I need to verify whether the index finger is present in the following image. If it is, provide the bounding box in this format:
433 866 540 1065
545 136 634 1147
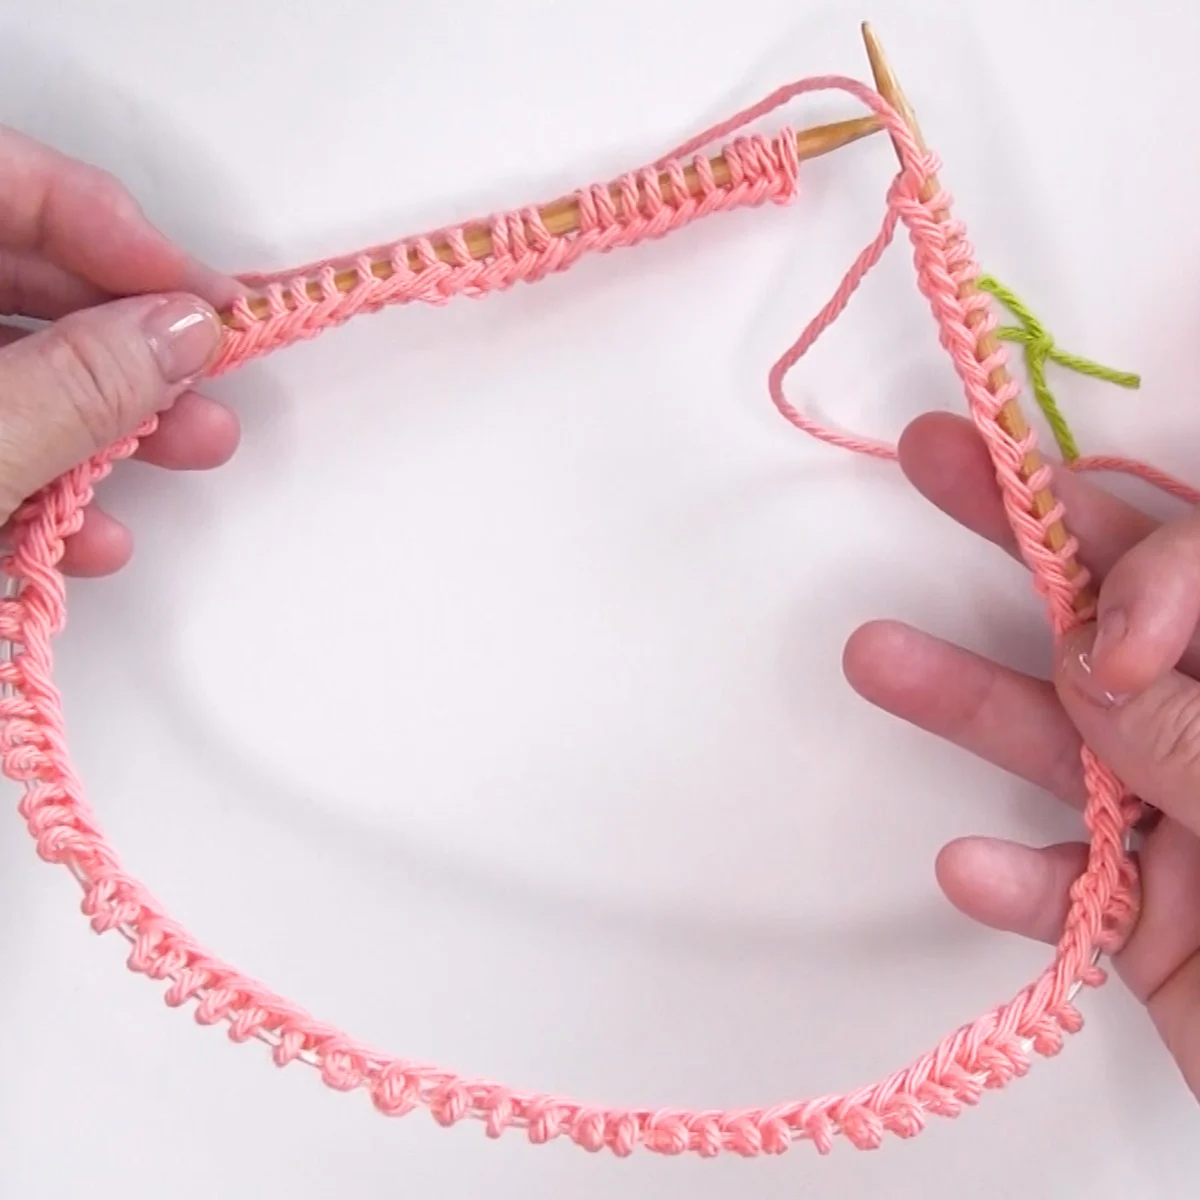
897 412 1159 580
0 124 240 307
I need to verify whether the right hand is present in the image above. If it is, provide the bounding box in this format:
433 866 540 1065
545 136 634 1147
844 412 1200 1100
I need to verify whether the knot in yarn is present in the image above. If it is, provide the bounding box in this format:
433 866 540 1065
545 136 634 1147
977 275 1140 462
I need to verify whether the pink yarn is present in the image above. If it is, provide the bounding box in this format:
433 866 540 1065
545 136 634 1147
1068 456 1200 505
215 126 799 373
0 75 1161 1156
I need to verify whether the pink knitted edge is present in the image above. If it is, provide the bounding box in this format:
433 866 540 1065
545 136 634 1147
0 76 1142 1157
214 127 799 373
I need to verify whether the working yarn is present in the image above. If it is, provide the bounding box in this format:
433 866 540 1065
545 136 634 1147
0 74 1167 1156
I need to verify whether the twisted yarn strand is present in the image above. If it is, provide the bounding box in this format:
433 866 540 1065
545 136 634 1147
0 74 1163 1157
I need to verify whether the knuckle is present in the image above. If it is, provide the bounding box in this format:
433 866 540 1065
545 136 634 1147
87 166 143 225
1130 684 1200 786
41 319 140 447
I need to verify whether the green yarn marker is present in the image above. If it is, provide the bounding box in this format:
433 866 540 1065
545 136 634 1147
977 274 1139 463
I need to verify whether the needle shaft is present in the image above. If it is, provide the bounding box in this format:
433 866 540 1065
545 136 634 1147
224 114 880 326
861 22 1089 607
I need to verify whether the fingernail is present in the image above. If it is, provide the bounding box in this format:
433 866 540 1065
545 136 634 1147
1092 606 1127 664
142 295 221 385
1062 627 1130 708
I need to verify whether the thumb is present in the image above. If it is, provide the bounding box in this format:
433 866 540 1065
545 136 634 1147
1056 622 1200 836
0 293 221 522
1086 506 1200 693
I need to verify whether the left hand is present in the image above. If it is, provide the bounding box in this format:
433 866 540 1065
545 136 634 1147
0 125 242 575
843 411 1200 1098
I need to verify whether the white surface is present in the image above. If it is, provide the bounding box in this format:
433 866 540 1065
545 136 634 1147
0 1 1197 1196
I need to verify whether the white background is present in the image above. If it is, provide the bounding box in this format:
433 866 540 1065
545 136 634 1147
1 1 1197 1196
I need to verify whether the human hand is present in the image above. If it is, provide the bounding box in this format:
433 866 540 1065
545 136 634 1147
843 412 1200 1100
0 125 241 575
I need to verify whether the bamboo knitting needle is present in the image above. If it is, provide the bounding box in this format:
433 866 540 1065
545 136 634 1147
224 115 880 325
859 23 1089 604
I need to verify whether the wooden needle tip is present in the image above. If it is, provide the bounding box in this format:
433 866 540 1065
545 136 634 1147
859 21 924 158
860 22 895 98
800 113 883 159
857 23 1084 595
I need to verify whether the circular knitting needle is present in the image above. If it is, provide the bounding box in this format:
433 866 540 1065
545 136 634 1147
860 22 1091 607
224 115 880 325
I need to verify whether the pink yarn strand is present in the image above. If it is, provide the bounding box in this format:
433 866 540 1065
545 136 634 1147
0 73 1165 1158
1069 455 1200 505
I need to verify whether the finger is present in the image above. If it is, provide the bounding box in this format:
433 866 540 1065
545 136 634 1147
0 293 221 523
42 396 240 575
0 294 242 474
899 413 1200 678
1086 509 1200 696
897 412 1158 581
1117 819 1200 1006
0 247 107 319
937 829 1200 1100
0 125 240 306
934 836 1085 942
134 391 240 470
58 506 132 576
0 322 26 349
947 825 1200 1009
1146 950 1200 1102
1056 624 1200 835
843 619 1086 806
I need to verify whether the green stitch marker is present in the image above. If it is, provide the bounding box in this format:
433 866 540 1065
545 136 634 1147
977 275 1139 463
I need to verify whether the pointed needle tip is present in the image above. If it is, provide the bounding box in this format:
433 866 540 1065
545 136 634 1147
857 21 926 159
860 22 895 97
